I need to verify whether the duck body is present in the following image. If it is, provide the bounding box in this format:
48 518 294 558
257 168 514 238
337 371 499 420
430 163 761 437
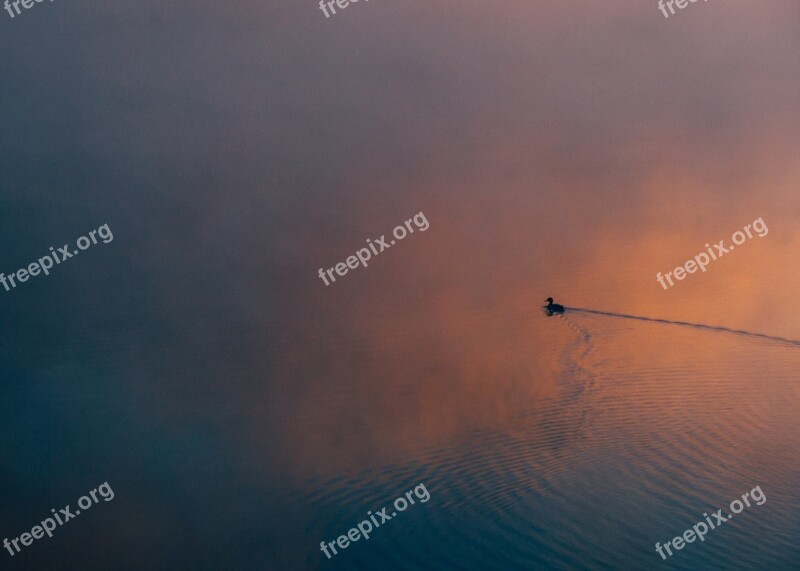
544 297 565 316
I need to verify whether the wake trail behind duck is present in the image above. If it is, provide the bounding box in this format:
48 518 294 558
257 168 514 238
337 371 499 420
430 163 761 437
566 307 800 348
554 313 595 398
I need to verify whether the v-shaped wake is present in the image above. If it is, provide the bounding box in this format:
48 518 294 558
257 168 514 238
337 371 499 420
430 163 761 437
566 307 800 348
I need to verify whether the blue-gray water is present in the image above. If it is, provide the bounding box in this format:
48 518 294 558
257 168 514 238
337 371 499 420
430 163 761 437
300 311 800 569
1 0 798 569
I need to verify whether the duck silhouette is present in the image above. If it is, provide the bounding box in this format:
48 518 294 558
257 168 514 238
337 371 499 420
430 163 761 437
544 297 565 316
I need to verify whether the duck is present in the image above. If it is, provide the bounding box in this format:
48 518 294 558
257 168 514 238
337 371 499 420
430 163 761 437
544 297 565 315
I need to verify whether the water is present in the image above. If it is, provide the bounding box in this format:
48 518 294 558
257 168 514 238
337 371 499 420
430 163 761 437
300 309 800 569
0 0 798 569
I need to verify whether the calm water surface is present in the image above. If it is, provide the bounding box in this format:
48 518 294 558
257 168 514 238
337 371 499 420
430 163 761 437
294 301 800 570
0 1 797 569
